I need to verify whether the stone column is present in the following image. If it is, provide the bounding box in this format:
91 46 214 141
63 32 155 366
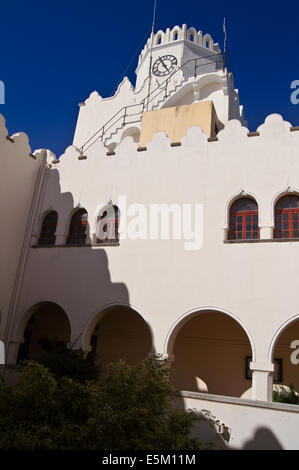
250 361 274 401
55 233 67 245
259 226 274 240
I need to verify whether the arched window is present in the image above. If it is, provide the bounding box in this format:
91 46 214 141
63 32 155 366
274 195 299 239
229 197 259 240
96 204 119 245
38 211 58 245
156 35 162 45
189 34 194 42
173 31 179 41
67 209 88 245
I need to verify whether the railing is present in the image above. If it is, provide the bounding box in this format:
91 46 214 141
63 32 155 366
80 53 231 154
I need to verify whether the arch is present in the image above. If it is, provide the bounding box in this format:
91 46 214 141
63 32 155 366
268 315 299 395
273 190 299 239
155 30 165 45
228 196 259 240
81 303 154 366
271 186 299 227
171 26 180 41
203 33 213 49
15 300 71 363
166 307 255 397
14 299 72 342
223 190 261 230
165 306 255 359
38 210 58 245
66 208 88 245
160 73 226 110
120 126 141 144
187 27 197 43
268 314 299 362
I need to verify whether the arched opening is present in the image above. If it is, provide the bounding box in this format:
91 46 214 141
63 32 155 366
86 306 152 368
95 204 119 245
67 208 88 245
173 31 179 41
17 301 71 363
274 194 299 239
156 35 162 45
169 310 253 398
228 197 259 240
120 126 140 144
271 318 299 397
38 211 58 245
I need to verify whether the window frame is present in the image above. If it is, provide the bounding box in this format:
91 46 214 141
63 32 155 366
274 195 299 239
228 198 259 241
66 209 88 245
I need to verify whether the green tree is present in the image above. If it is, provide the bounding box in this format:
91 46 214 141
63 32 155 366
0 358 224 450
37 337 99 383
273 384 299 405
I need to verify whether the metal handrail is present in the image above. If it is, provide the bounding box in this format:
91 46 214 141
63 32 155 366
141 52 225 107
80 52 228 153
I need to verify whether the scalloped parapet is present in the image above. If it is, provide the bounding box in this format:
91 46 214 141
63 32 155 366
138 24 220 67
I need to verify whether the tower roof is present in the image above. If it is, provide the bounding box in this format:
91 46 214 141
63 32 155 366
137 24 221 68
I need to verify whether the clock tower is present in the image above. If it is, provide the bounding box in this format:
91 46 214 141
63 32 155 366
135 24 221 92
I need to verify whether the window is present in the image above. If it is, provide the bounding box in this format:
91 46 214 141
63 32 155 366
229 197 259 240
173 31 178 41
96 204 119 245
189 34 194 42
66 209 88 245
156 35 162 45
275 195 299 239
38 211 58 245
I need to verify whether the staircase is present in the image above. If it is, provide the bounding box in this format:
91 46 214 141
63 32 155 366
80 54 226 154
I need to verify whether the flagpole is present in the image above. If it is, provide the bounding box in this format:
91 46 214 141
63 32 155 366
146 0 157 111
223 17 227 71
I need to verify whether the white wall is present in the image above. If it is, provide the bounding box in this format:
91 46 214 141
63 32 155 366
0 114 48 352
180 391 299 450
12 114 299 372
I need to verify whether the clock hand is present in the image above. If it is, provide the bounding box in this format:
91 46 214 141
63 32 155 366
158 56 170 72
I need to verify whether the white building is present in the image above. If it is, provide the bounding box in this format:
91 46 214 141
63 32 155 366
1 24 299 449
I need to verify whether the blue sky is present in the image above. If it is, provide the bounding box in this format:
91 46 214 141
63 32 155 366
0 0 298 156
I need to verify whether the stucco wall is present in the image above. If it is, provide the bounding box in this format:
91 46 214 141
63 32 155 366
0 114 47 347
12 114 299 381
180 392 299 449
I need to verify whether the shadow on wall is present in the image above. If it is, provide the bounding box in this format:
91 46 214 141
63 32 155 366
185 405 284 450
242 428 283 450
13 166 154 369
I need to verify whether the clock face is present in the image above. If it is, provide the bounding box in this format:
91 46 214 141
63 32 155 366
152 55 177 77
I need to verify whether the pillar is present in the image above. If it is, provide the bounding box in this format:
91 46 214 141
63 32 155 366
250 361 274 401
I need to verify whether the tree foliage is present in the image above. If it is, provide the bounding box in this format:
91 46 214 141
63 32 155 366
0 358 218 450
273 384 299 405
37 337 99 383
